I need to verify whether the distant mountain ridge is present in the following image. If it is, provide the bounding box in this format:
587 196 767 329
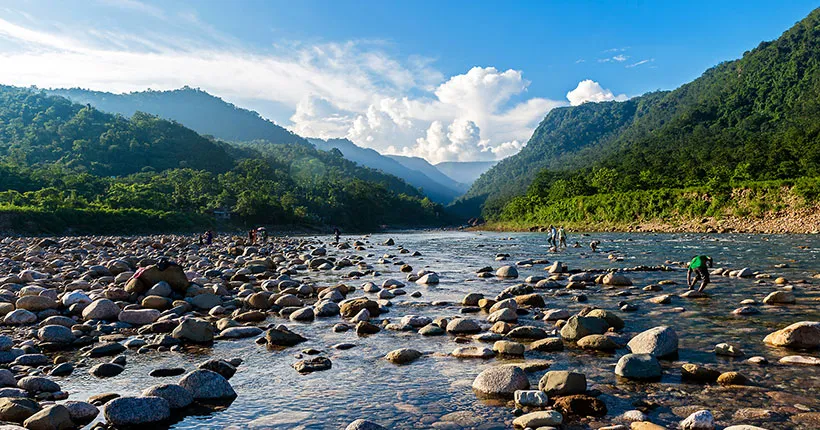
434 160 498 185
308 138 465 203
46 87 308 145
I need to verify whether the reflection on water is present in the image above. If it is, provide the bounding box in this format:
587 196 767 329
57 232 819 429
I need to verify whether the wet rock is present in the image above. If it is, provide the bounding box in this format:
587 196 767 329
543 309 570 321
340 298 380 318
681 363 720 383
530 337 564 352
471 365 529 397
90 363 124 378
514 293 545 308
385 348 422 364
198 359 237 379
63 401 98 426
514 390 549 407
538 370 586 395
355 321 380 335
220 326 263 339
680 290 708 298
762 291 795 305
717 371 748 385
16 296 58 312
22 404 72 430
488 308 518 323
418 324 445 336
103 396 170 426
88 393 120 406
507 325 549 340
37 325 75 344
149 368 186 377
289 307 315 322
615 354 661 380
265 326 307 347
292 356 332 373
142 384 193 409
0 397 40 422
493 340 525 356
577 334 619 351
733 306 760 315
4 310 37 325
416 273 439 284
627 326 679 358
496 266 519 278
178 369 237 399
512 410 563 428
560 315 609 341
763 321 820 350
171 319 214 343
118 309 161 325
603 272 632 286
345 419 386 430
779 355 820 365
553 394 607 417
680 410 714 429
715 343 744 357
17 376 60 393
452 346 495 358
87 342 125 357
446 318 481 334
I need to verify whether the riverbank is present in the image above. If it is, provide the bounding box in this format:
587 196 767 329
479 205 820 234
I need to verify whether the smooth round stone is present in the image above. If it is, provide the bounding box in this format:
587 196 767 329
472 365 529 397
142 384 193 409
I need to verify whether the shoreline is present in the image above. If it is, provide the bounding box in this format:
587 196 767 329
473 208 820 235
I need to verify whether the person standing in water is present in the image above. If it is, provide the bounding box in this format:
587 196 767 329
558 226 567 248
547 225 557 248
687 255 714 292
333 227 341 243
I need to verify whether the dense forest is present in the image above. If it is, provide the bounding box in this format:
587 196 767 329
459 8 820 222
0 86 446 233
47 87 307 145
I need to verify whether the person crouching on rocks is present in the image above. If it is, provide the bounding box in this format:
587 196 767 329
687 255 714 292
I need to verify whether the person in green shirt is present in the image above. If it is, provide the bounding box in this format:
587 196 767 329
687 255 714 292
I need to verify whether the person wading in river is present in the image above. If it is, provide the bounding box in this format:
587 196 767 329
687 255 714 292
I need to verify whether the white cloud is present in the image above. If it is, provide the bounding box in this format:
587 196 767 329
626 58 654 68
0 14 625 163
566 79 628 106
612 54 628 62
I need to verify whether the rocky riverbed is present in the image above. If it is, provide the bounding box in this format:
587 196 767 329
0 231 817 429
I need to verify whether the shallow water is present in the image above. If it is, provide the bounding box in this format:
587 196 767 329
56 231 819 429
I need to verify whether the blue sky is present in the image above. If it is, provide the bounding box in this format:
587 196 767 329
0 0 816 162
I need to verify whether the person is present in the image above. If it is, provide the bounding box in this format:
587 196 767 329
590 240 600 252
558 226 567 248
333 227 341 243
687 255 714 292
257 227 268 243
547 225 557 248
204 230 213 245
248 229 256 245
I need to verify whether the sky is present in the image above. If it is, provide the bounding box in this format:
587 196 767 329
0 1 816 163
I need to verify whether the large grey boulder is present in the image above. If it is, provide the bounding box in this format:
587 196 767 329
142 384 193 409
177 370 236 400
472 365 529 397
538 370 586 395
627 326 679 358
615 353 662 379
103 396 170 427
559 315 609 341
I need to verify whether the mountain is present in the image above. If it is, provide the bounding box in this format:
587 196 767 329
46 87 308 145
308 138 464 204
0 86 447 231
463 8 820 217
388 155 469 193
434 160 499 186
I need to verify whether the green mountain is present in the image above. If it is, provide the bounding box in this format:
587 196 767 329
47 86 307 145
0 86 446 232
460 8 820 218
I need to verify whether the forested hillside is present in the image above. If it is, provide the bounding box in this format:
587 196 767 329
463 8 820 220
0 87 446 233
47 87 308 145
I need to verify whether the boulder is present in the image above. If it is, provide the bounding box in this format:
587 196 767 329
340 298 380 318
118 309 161 325
0 397 40 422
142 384 193 409
680 410 715 429
553 394 607 417
681 363 720 383
292 357 332 373
346 419 386 430
15 296 57 312
496 266 519 278
530 337 564 352
493 341 525 356
22 404 73 430
62 401 98 426
4 310 37 325
577 334 619 351
171 319 213 343
89 363 124 378
135 264 189 293
763 321 820 350
265 327 306 346
37 325 75 344
615 353 661 379
514 390 549 407
17 376 60 393
178 370 236 399
471 365 529 397
602 272 632 286
538 370 586 395
446 318 481 334
451 346 495 359
512 410 563 428
559 315 609 341
585 309 625 330
384 348 422 364
717 371 748 385
81 299 120 321
763 291 795 305
103 396 170 427
627 326 679 358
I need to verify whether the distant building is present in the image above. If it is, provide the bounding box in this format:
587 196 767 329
208 208 232 220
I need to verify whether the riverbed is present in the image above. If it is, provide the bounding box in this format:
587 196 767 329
44 231 820 429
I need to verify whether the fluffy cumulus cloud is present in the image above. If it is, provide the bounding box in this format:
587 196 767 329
0 10 626 163
566 79 628 106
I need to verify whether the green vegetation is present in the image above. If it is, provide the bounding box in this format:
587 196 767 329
0 86 446 233
458 9 820 224
496 177 819 229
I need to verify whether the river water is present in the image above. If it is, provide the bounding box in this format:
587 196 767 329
56 231 819 429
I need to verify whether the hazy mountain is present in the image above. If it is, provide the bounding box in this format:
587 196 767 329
434 160 499 186
46 86 308 145
387 155 469 193
308 138 464 204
